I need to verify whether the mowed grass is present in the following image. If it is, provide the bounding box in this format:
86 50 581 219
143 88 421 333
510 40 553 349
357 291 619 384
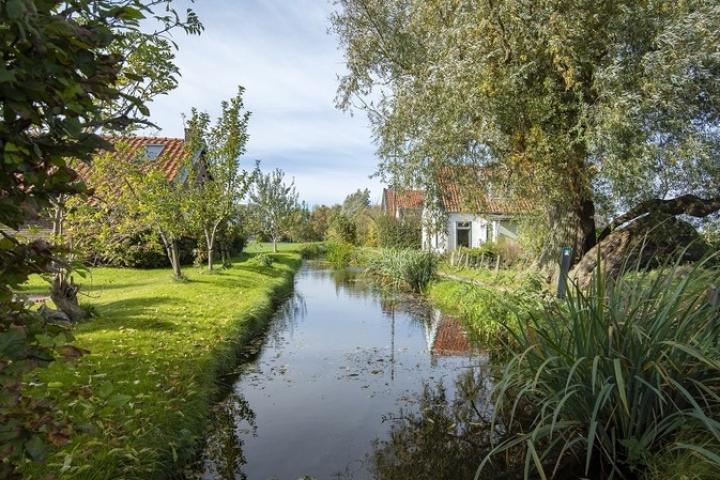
19 248 302 479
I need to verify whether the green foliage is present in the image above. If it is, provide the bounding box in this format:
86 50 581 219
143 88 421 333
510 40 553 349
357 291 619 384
184 86 256 270
365 249 438 293
297 242 327 260
428 268 547 351
333 0 720 257
482 256 720 479
19 253 302 479
0 1 200 475
376 215 421 249
249 169 300 253
305 205 340 241
324 242 358 268
342 188 371 218
248 253 273 268
326 213 358 245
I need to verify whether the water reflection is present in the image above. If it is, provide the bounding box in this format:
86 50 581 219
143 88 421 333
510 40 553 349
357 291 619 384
200 264 487 480
202 394 256 480
369 369 521 480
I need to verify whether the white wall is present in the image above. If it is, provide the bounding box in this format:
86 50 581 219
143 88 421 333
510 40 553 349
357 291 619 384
422 211 520 253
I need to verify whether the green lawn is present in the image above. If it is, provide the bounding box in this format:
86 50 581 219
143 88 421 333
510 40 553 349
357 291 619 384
19 247 303 479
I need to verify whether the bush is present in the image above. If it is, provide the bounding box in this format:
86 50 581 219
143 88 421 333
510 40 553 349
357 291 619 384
376 215 421 249
481 255 720 479
298 242 327 259
82 233 196 268
365 249 438 292
326 213 357 245
325 242 357 268
247 253 273 268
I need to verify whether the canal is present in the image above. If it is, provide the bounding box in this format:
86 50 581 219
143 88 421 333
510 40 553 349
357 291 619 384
201 262 491 479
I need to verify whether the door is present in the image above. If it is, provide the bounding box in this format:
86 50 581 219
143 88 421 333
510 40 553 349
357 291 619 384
456 221 471 248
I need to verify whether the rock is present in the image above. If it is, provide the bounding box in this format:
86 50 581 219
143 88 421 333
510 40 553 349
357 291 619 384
570 213 707 290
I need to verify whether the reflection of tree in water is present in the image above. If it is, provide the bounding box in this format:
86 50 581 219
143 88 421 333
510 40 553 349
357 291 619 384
371 369 524 480
201 393 257 480
265 289 307 349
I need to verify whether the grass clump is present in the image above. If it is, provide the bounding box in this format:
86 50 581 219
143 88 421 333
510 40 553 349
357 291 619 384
481 255 720 479
18 250 302 479
325 242 358 268
428 271 546 351
365 249 438 293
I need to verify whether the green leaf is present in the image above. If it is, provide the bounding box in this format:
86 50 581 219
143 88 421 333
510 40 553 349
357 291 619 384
25 435 48 462
613 358 629 414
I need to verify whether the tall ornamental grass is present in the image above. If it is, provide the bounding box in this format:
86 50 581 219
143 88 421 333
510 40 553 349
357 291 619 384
365 249 438 292
480 254 720 479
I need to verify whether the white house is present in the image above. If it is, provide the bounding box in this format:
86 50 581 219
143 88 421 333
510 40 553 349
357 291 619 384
384 169 528 253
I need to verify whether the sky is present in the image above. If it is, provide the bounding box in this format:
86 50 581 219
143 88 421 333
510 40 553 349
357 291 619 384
142 0 383 206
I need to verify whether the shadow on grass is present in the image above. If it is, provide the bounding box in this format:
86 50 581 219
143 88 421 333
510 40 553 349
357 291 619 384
78 296 190 333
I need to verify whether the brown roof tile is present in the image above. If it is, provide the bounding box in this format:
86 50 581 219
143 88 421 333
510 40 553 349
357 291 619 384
436 165 533 215
74 136 189 184
383 188 424 214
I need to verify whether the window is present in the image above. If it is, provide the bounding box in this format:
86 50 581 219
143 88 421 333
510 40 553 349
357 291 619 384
144 144 165 161
486 222 495 242
456 221 471 248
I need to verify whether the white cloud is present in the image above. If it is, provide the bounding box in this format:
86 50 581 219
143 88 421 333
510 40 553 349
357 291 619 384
142 0 380 205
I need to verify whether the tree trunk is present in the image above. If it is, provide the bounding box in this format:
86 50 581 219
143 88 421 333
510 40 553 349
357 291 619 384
272 237 278 253
204 228 214 271
170 239 182 279
49 197 86 319
50 274 86 322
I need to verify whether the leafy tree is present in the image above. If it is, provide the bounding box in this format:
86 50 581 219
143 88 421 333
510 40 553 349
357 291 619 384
185 86 256 271
308 205 341 241
249 169 300 252
327 212 358 245
332 0 720 262
342 188 371 218
0 0 199 476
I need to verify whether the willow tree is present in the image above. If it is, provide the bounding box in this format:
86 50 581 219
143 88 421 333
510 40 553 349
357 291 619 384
332 0 720 261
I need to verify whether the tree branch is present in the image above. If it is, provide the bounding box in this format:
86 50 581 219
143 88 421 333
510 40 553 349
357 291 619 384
598 194 720 242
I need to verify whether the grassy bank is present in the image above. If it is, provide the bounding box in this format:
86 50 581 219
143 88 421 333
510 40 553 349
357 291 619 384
19 248 302 479
427 265 548 349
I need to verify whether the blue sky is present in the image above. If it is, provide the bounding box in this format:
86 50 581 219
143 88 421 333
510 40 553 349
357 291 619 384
143 0 382 206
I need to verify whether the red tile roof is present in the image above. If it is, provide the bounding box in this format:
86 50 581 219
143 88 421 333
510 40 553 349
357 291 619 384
436 165 533 215
74 136 189 183
383 188 424 214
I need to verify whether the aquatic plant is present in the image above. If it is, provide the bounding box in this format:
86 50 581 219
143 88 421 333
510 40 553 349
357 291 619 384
325 241 357 268
365 249 438 293
481 254 720 479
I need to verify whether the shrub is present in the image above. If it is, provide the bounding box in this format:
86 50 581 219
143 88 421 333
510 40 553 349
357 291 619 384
326 213 357 245
298 242 327 259
247 253 273 268
325 242 357 268
376 215 421 249
481 255 720 479
450 241 524 269
365 249 438 292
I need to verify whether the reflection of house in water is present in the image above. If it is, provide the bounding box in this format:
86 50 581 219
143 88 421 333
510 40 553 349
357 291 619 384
424 310 472 356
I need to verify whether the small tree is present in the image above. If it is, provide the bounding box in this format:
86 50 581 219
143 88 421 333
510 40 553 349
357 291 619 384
249 169 299 252
185 87 255 270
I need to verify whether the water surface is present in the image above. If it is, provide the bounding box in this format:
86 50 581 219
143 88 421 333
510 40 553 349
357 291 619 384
202 263 489 480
